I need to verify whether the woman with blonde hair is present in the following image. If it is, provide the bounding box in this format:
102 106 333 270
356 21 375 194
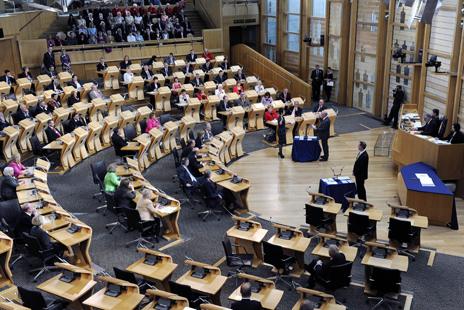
136 189 161 242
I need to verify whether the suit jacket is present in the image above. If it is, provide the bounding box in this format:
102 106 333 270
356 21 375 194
214 75 227 84
353 151 369 180
141 69 154 80
419 117 440 137
34 105 49 117
204 178 220 198
181 146 194 159
147 82 161 92
45 126 62 142
231 299 262 310
311 69 324 85
235 99 251 109
69 81 83 89
186 53 197 63
444 130 464 144
96 62 108 77
312 104 327 113
15 212 33 236
111 133 128 157
317 253 347 275
176 165 198 186
42 52 55 69
14 109 31 124
0 119 10 131
114 187 136 209
1 176 18 200
30 226 53 250
315 117 330 141
0 75 16 86
202 63 213 72
161 67 172 77
234 72 246 81
191 78 203 87
68 118 86 132
217 100 229 112
278 92 292 103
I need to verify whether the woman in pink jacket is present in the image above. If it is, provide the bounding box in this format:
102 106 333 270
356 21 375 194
145 112 161 133
8 154 26 178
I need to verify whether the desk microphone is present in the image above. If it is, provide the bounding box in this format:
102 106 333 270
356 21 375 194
331 167 344 178
185 255 194 261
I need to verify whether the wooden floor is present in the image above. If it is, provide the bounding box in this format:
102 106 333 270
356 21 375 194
230 127 464 257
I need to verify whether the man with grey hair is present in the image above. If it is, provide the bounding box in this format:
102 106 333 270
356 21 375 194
1 167 20 200
300 299 316 310
313 110 331 161
305 244 347 288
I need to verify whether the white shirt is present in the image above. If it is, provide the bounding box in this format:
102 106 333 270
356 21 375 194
255 84 265 94
356 149 366 159
215 89 226 100
182 165 196 183
127 34 136 42
123 72 134 84
179 94 190 105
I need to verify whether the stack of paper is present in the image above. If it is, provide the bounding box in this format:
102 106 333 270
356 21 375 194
322 178 338 185
415 173 435 187
157 206 177 214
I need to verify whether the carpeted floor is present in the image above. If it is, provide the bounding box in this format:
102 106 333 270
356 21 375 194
11 106 464 310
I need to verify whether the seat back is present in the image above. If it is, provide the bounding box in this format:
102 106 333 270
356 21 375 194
437 117 447 139
123 207 142 231
169 281 194 300
0 199 21 228
105 192 117 214
222 237 234 266
113 267 138 285
347 212 370 237
180 138 187 150
305 204 324 227
90 160 107 186
124 124 137 141
371 268 401 295
263 241 284 269
325 262 353 290
18 286 48 310
388 218 413 244
30 135 44 156
22 232 44 255
172 148 181 168
139 119 147 134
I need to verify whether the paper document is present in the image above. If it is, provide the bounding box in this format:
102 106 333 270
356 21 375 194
323 178 338 185
157 206 177 214
415 173 435 187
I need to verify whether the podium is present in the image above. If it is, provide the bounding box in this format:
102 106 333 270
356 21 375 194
0 82 10 100
0 126 19 161
179 116 196 143
154 73 166 86
325 108 337 136
182 83 194 96
282 116 296 145
72 127 89 162
92 99 108 125
155 86 171 112
125 134 151 171
217 131 233 164
271 100 285 111
61 86 75 106
173 71 186 84
204 81 216 94
174 59 186 71
80 83 93 103
185 98 201 122
296 112 317 136
35 112 52 144
161 121 178 154
128 76 145 100
43 134 76 172
1 99 18 124
136 106 152 135
244 89 258 103
58 71 72 87
18 118 35 152
142 289 187 310
195 57 206 69
23 94 38 109
230 65 241 75
224 78 236 92
248 103 265 130
245 76 258 89
129 63 142 75
72 102 91 119
193 69 205 80
210 67 222 81
104 66 120 89
225 106 245 130
119 110 136 133
86 121 103 154
53 107 71 134
15 78 31 99
230 127 246 158
35 74 52 95
152 61 164 72
102 116 120 147
109 93 124 117
147 127 163 162
205 95 219 121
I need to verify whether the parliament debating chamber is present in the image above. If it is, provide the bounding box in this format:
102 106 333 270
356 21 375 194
0 0 463 309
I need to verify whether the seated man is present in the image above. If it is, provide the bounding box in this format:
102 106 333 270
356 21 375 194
231 282 262 310
418 108 440 137
235 92 251 109
67 113 86 132
1 167 20 201
45 120 62 143
278 88 292 103
312 99 327 113
443 123 464 144
30 215 62 254
300 300 315 310
15 203 36 237
176 158 204 190
123 67 134 85
305 244 347 288
111 128 136 158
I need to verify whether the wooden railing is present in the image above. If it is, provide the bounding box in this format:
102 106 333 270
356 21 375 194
231 44 311 103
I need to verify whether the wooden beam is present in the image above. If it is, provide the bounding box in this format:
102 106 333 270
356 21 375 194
452 19 464 125
346 0 358 108
374 1 388 117
381 0 396 118
336 0 352 105
411 22 425 106
417 24 432 116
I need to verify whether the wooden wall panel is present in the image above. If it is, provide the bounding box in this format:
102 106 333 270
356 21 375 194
459 85 464 128
195 0 222 28
202 29 224 52
18 39 48 68
231 44 312 102
0 37 21 75
0 11 57 40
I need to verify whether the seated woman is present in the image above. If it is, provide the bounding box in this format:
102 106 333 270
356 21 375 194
145 112 161 133
170 77 182 103
103 163 120 193
233 82 244 95
136 189 161 242
261 91 273 107
30 215 63 254
8 154 27 178
1 167 21 200
215 84 226 100
114 179 136 209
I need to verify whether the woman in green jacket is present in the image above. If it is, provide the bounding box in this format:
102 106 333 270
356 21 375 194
104 163 120 192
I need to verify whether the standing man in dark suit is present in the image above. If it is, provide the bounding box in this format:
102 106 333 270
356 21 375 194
353 141 369 201
418 109 440 137
384 85 405 129
231 282 262 310
277 110 286 159
311 64 324 101
42 46 55 71
313 111 330 161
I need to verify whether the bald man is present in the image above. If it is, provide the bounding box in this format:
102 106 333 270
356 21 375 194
231 282 262 310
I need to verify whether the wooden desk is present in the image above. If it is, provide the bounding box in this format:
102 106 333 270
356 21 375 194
226 216 268 267
147 127 163 162
126 248 177 290
228 273 283 309
58 71 72 87
52 107 70 133
205 95 219 121
306 192 342 233
83 276 144 310
35 74 52 95
1 99 18 124
179 116 196 144
80 83 93 103
267 224 311 276
0 126 19 161
392 129 464 181
128 76 145 100
43 134 76 173
217 178 250 213
129 64 142 75
47 222 92 268
204 81 216 94
225 106 245 130
101 116 119 147
387 204 428 251
104 66 120 89
61 86 75 106
344 197 383 241
296 112 317 137
15 78 31 99
185 98 201 122
86 121 103 154
142 289 188 310
18 118 35 152
161 121 178 153
0 82 10 99
0 232 14 288
72 127 89 161
0 286 26 310
267 116 296 145
292 287 346 310
312 233 358 262
89 98 106 122
151 86 170 112
176 260 227 305
230 127 246 158
73 102 91 119
37 262 96 308
108 94 124 117
200 304 231 310
217 131 233 164
248 103 265 131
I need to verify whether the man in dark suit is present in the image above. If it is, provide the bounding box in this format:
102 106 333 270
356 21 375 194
185 49 197 64
181 139 196 159
14 104 31 124
176 158 204 189
311 64 324 101
42 46 55 70
312 99 327 113
231 282 262 310
45 120 62 143
141 64 154 82
305 244 347 288
443 123 464 144
418 109 440 137
34 100 49 116
234 68 246 82
160 62 172 78
220 58 229 71
0 70 16 88
68 113 86 132
1 167 19 201
217 95 231 127
191 73 203 88
15 203 36 236
214 70 227 84
278 88 292 103
202 59 213 73
353 141 369 201
384 85 405 129
111 128 135 157
313 111 330 161
203 170 222 199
